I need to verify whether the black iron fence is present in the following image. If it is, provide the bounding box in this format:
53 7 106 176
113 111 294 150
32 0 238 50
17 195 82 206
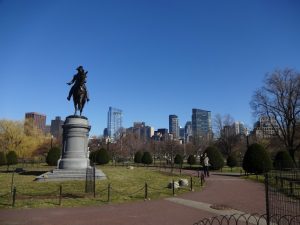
85 166 95 194
265 169 300 223
0 176 204 208
193 214 300 225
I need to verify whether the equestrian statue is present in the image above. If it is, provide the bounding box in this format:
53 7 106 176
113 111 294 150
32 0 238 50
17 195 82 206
67 66 90 116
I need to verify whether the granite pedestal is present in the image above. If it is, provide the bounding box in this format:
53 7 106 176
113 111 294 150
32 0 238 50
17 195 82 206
36 116 106 181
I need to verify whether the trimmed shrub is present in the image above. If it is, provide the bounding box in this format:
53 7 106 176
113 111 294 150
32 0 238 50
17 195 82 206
227 154 238 170
273 150 294 170
243 143 272 174
6 151 18 170
204 146 224 170
174 154 183 165
134 151 143 163
187 155 196 167
0 152 7 166
89 150 98 164
96 148 110 165
46 147 61 166
141 151 153 165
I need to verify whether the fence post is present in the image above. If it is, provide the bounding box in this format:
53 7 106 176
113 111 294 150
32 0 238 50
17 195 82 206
289 181 293 196
11 171 15 194
59 185 62 206
107 183 111 202
190 177 193 191
144 182 148 200
93 166 96 198
12 186 16 207
200 173 204 186
172 179 175 196
264 173 270 225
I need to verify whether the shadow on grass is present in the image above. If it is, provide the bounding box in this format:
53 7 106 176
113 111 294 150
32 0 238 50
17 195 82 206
19 171 47 176
62 193 85 199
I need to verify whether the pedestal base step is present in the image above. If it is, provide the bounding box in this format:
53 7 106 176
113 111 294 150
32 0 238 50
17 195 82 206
35 168 106 182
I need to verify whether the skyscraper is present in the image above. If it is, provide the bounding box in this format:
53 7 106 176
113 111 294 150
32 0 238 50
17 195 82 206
184 121 192 143
169 115 179 140
25 112 46 133
50 116 64 139
191 108 212 145
107 107 123 141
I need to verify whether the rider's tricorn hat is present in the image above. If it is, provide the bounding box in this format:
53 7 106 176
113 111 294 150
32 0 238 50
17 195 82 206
76 66 83 70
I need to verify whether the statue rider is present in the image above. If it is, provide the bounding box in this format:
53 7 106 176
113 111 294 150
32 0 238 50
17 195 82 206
67 66 90 102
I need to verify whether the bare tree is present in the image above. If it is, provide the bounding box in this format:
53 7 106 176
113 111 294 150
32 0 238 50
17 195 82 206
251 68 300 161
214 114 237 157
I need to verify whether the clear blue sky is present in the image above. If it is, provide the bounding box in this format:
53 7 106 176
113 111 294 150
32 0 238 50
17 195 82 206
1 0 300 135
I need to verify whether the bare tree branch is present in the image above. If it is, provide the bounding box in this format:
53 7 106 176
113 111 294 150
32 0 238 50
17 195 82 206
250 68 300 161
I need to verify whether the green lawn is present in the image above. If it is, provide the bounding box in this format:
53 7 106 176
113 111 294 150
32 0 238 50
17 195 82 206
0 164 202 209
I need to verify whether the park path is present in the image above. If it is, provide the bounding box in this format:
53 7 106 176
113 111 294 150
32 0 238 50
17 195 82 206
0 172 266 225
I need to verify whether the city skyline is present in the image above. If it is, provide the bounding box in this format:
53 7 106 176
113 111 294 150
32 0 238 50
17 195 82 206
1 1 300 135
22 107 248 138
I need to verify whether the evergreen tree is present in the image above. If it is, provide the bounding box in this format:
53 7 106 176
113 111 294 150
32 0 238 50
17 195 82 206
134 151 143 163
46 147 61 166
204 146 224 170
227 154 238 171
0 152 6 166
273 150 294 170
96 148 110 165
243 143 272 174
141 151 153 165
6 151 18 170
187 155 196 168
174 154 183 165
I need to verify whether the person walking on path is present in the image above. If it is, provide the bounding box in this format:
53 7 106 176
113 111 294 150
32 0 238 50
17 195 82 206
203 153 210 177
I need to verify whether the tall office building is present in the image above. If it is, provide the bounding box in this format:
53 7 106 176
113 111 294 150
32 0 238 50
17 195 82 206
107 107 123 141
184 121 193 143
126 122 154 141
50 116 64 139
233 122 247 136
191 108 212 144
25 112 46 133
179 128 185 139
169 115 179 140
253 116 279 139
153 128 169 141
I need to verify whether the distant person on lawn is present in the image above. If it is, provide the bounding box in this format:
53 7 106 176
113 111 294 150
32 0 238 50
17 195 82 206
203 153 210 177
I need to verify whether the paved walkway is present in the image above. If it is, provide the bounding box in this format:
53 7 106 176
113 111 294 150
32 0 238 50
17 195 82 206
0 172 266 225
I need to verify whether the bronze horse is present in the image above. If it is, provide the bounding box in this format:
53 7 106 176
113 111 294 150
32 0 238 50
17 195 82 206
72 71 88 116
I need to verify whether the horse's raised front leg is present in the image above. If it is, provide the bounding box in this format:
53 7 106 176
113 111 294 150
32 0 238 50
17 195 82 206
74 104 78 116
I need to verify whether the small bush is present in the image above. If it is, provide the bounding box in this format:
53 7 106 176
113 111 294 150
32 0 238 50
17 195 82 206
89 150 98 164
243 143 272 174
187 155 196 167
273 150 294 170
227 154 238 170
174 154 183 165
134 151 143 163
0 152 7 166
46 147 61 166
141 151 153 165
204 146 224 170
96 148 110 165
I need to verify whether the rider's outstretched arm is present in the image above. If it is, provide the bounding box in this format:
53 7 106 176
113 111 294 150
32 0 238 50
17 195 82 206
67 74 77 85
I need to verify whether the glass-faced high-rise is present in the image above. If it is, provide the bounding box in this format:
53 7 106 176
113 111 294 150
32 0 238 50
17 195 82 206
169 115 179 140
107 107 123 141
192 108 212 144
